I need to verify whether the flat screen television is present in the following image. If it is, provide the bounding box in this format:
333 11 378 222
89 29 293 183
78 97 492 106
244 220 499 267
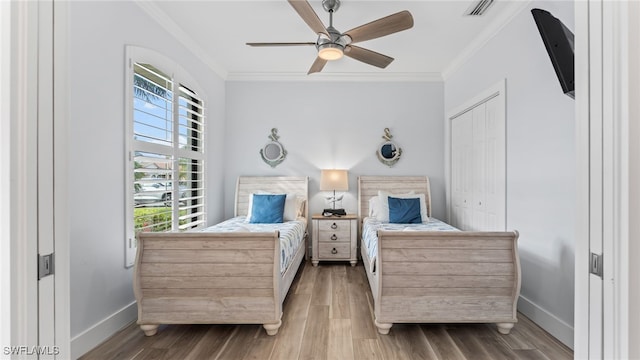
531 8 575 99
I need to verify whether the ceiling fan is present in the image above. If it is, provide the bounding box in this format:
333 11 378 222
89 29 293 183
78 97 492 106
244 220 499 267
246 0 414 74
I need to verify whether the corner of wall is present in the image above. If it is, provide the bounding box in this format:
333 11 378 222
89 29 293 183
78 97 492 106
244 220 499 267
70 302 137 359
518 295 574 349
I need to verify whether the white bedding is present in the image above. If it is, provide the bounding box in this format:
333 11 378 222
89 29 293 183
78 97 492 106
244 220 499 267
200 216 307 275
361 217 459 271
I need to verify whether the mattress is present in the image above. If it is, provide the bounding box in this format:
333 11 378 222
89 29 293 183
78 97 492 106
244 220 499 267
200 216 307 275
361 217 459 272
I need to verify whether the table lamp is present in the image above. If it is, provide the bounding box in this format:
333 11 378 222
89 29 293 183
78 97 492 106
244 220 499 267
320 169 348 216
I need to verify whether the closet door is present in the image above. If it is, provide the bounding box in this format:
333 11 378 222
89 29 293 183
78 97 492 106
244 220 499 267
482 96 506 230
451 110 473 229
471 103 487 230
449 85 505 232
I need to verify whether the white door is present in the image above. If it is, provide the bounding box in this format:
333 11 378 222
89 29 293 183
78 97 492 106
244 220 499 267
0 0 10 349
471 103 487 230
575 1 640 358
37 1 56 357
451 110 473 229
483 96 506 230
575 1 604 358
8 1 60 358
449 81 506 232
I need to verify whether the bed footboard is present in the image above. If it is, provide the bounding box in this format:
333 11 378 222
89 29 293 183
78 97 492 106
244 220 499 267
133 231 283 336
374 230 521 334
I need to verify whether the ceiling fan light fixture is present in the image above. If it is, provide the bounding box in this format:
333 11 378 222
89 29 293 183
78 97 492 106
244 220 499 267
248 0 414 74
318 43 344 60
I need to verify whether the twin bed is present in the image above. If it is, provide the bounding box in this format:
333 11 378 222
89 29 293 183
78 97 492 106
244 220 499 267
133 176 308 336
133 175 521 337
358 176 521 335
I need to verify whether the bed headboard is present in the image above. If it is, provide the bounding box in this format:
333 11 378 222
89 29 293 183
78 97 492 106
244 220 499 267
235 176 309 219
358 176 432 220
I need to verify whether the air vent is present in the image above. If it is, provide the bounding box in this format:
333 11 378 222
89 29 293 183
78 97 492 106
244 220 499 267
465 0 495 16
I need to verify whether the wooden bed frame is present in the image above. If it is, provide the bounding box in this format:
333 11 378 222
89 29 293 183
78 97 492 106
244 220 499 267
133 176 309 337
358 176 521 335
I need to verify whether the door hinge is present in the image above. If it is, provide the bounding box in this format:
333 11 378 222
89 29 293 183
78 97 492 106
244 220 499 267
590 252 603 278
38 253 55 280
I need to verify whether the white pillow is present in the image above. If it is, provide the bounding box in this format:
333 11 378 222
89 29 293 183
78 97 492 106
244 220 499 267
368 196 388 220
295 197 307 218
377 190 428 223
285 195 306 220
369 196 380 218
246 192 304 222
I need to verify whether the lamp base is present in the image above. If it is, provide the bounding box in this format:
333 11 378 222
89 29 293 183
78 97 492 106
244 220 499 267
322 208 346 216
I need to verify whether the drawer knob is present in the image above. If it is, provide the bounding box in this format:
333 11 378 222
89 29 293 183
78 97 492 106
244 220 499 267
331 248 338 254
331 223 338 229
331 234 338 241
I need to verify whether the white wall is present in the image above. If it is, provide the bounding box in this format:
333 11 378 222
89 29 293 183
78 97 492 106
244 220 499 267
224 81 445 219
444 0 575 347
67 2 225 357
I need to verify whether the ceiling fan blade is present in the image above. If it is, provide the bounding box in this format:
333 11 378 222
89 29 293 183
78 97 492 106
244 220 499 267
308 57 328 74
246 42 315 47
288 0 328 36
344 45 394 69
344 10 414 44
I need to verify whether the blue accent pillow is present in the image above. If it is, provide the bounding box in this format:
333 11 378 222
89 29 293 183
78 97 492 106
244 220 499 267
249 194 286 223
388 196 422 224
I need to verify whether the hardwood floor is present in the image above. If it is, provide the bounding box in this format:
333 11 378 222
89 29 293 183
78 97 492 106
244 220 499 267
80 261 573 360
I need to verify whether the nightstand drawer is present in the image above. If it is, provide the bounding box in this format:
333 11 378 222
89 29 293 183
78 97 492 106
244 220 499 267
318 243 351 259
311 214 357 267
317 220 351 232
317 230 350 242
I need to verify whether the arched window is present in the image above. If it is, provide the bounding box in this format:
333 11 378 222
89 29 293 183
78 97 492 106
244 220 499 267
124 47 206 267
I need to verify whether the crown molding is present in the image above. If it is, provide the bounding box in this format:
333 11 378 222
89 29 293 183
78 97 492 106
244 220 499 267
441 0 532 80
226 71 443 82
135 0 530 84
134 0 228 79
134 1 440 83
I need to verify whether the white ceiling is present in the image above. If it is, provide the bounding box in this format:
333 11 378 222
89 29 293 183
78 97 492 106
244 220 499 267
139 0 532 81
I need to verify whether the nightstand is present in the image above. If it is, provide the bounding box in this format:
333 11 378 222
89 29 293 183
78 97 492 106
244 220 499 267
311 214 358 267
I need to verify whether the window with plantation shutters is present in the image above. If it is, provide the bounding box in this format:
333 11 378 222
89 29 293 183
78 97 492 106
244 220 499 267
124 47 206 267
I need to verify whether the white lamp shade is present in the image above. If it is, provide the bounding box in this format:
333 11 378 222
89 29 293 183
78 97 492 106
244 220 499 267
319 169 349 191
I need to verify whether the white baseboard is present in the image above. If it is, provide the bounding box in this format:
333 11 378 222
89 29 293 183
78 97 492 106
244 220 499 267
518 295 574 349
68 297 571 358
70 301 137 360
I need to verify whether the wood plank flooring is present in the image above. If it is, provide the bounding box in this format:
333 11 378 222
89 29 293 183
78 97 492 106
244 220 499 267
80 261 573 360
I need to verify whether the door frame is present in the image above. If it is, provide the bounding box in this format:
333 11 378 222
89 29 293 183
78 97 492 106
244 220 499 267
8 0 41 353
573 0 590 356
575 1 638 358
627 3 640 357
1 0 13 350
4 0 71 358
53 0 71 357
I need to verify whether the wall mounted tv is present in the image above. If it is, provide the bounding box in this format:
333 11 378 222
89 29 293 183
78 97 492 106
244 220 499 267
531 8 575 99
